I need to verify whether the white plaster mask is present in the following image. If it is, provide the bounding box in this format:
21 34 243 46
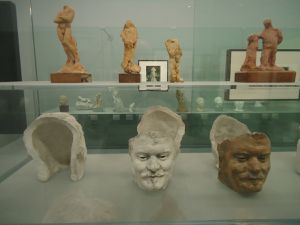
129 106 185 191
129 132 178 191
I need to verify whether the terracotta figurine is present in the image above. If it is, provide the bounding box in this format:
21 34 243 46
54 5 87 74
259 19 283 71
165 39 183 82
120 20 141 74
176 90 187 112
218 132 271 193
240 34 259 71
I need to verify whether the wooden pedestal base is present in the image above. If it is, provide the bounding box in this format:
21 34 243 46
119 73 140 83
50 73 92 83
235 71 296 83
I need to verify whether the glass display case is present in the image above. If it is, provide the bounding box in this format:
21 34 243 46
0 0 300 224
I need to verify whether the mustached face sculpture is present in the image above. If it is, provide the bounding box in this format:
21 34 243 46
128 106 185 191
218 133 271 193
129 132 178 191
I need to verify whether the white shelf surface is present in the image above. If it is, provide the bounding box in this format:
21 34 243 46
0 152 299 224
0 81 299 90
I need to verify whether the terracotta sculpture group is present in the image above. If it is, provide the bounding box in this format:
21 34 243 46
237 19 296 82
241 19 283 72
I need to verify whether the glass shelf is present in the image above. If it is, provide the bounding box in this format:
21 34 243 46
0 81 299 90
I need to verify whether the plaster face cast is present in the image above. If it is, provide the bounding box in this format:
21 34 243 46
218 133 271 193
129 133 178 191
129 106 185 191
23 113 87 181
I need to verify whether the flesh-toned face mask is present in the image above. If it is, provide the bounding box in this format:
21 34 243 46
218 133 271 193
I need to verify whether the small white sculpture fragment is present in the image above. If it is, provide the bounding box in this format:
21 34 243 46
214 96 223 109
129 106 185 191
234 101 245 112
196 97 205 112
128 102 135 113
210 115 250 168
59 95 69 112
23 113 87 181
76 96 94 110
75 94 102 111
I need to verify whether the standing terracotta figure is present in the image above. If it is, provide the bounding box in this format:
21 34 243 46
240 34 259 71
176 90 187 112
165 39 183 82
259 19 283 71
120 20 141 74
54 5 87 73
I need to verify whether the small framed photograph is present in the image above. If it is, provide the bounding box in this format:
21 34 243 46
138 60 168 82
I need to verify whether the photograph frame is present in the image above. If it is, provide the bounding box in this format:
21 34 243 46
225 49 300 100
138 60 168 83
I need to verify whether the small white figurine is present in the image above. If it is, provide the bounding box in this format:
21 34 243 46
112 89 125 112
196 97 205 112
234 101 245 112
75 96 94 110
92 93 103 112
23 113 87 181
214 96 223 110
128 102 135 113
254 101 264 108
59 95 69 112
129 106 185 191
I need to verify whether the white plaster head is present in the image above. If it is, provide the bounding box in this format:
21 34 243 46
234 101 245 112
209 115 250 168
129 106 185 191
196 97 205 112
214 96 223 108
23 113 87 182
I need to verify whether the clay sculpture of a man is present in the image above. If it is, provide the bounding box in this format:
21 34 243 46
165 39 183 82
120 20 141 74
259 19 283 71
54 5 87 74
217 132 271 193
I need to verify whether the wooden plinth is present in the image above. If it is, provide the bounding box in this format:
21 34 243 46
50 73 92 83
119 73 140 83
235 71 296 83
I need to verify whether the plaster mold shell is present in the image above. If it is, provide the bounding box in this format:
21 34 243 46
23 113 87 181
137 106 185 148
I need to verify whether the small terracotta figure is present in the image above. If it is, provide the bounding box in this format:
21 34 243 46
176 90 187 112
259 19 284 71
165 39 183 82
54 5 87 73
240 34 259 71
120 20 141 74
218 132 271 193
